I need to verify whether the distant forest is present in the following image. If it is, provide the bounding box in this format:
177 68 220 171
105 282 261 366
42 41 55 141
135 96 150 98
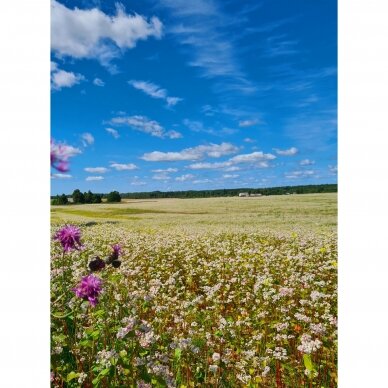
51 184 337 201
120 184 337 199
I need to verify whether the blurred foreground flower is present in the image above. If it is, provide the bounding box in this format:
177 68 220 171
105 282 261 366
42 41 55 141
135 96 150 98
54 225 83 252
89 256 106 272
51 139 81 172
73 274 102 307
106 244 122 268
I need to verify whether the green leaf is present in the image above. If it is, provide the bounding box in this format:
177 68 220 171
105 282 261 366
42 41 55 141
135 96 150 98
66 371 79 382
51 311 73 319
174 348 182 361
100 368 110 376
303 354 314 371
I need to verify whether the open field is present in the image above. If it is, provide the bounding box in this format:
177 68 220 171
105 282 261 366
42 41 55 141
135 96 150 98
51 193 337 234
51 194 337 386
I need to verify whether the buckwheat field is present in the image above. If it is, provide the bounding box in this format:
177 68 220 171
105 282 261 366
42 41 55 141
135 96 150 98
51 194 337 387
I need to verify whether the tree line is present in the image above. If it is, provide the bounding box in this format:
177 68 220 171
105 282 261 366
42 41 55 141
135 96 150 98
51 190 121 205
120 184 337 199
51 184 336 204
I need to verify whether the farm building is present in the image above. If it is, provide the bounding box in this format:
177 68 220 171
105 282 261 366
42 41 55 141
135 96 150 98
238 192 249 197
250 193 262 197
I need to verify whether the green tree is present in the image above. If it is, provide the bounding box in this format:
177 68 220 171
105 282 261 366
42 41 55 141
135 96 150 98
84 190 93 204
92 194 102 203
51 194 68 205
106 191 121 203
72 189 85 204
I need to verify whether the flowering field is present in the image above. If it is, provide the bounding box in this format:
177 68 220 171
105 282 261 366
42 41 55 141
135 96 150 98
51 195 337 387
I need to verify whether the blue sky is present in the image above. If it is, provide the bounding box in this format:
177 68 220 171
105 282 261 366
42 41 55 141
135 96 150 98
51 0 337 195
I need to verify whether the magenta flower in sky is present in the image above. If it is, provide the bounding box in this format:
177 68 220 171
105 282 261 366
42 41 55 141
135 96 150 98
51 139 80 173
54 225 83 252
73 274 102 307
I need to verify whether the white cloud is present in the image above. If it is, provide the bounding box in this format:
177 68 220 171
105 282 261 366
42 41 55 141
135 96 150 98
81 132 94 146
131 180 147 186
239 119 259 127
105 128 120 139
152 173 171 180
175 174 194 182
84 167 108 173
193 179 212 184
51 63 85 90
129 80 182 106
51 141 82 159
110 163 138 171
152 168 178 173
285 170 316 179
167 130 183 139
329 165 337 174
141 142 239 162
189 161 230 170
109 115 182 139
86 176 104 181
223 174 239 179
187 151 275 170
300 159 315 166
93 78 105 86
243 137 256 143
166 96 183 106
274 147 298 156
51 1 163 68
229 151 276 163
224 166 240 172
52 173 72 179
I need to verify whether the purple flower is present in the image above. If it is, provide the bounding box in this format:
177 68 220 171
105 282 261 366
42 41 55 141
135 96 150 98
54 225 83 252
51 140 70 172
106 244 122 265
51 139 80 173
112 244 121 259
73 274 102 307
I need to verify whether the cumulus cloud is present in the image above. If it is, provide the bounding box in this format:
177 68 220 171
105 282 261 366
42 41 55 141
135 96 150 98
141 142 239 162
129 80 182 107
274 147 298 156
239 119 259 127
93 78 105 86
110 163 138 171
51 1 163 68
152 168 178 173
108 115 182 139
187 151 276 170
300 159 315 166
105 128 120 139
51 62 85 90
84 167 108 173
152 173 171 180
176 174 195 182
131 180 147 186
81 132 94 146
328 165 337 174
52 173 72 179
229 151 276 163
193 179 212 184
285 170 316 179
86 176 104 181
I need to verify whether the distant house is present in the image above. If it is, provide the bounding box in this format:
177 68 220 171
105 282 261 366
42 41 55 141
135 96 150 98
239 192 249 197
250 193 262 197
